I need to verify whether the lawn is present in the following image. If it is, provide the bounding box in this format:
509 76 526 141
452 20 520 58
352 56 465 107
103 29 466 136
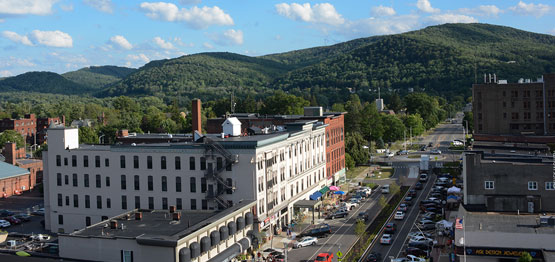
346 166 368 179
367 167 394 179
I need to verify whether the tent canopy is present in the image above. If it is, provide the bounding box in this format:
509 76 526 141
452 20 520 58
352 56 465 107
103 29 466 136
447 186 461 194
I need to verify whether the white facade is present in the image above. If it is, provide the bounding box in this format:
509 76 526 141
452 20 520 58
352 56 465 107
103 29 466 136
44 121 327 233
222 117 241 137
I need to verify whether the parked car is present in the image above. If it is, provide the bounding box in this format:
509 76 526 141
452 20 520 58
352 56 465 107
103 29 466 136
380 234 393 245
394 211 405 220
409 236 435 245
365 252 382 262
408 189 417 197
408 241 433 250
5 216 21 225
342 202 357 210
14 213 31 222
294 236 318 248
414 182 423 190
418 223 436 231
358 212 369 222
430 149 442 155
315 252 333 262
420 145 427 151
386 152 395 158
381 184 390 194
408 231 434 239
398 203 409 212
0 220 11 228
31 208 45 216
350 198 361 204
30 234 51 242
404 196 413 205
419 174 428 182
327 210 348 219
260 248 283 258
397 150 409 155
405 247 429 258
0 209 14 217
299 224 332 238
428 142 434 147
438 173 452 179
392 255 427 262
384 223 397 234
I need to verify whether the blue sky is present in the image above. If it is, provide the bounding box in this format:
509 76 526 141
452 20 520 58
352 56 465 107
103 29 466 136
0 0 553 76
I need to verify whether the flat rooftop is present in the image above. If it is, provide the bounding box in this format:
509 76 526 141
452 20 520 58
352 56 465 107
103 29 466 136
0 161 30 180
455 206 555 250
74 209 217 239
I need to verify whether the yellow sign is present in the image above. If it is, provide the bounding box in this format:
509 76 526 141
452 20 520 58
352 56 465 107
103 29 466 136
337 251 343 258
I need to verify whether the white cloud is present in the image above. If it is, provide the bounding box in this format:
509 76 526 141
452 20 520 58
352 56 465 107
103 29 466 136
0 56 36 67
60 4 74 11
549 28 555 35
210 29 244 45
275 3 345 26
509 1 552 17
458 5 502 17
109 35 133 50
203 42 214 49
416 0 439 13
127 53 150 63
140 2 234 29
371 5 396 17
425 13 478 24
2 31 33 46
0 0 58 16
153 36 175 50
29 30 73 47
83 0 113 13
343 15 420 37
0 70 12 77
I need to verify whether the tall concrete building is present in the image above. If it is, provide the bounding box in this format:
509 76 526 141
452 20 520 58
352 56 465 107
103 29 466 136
44 101 328 237
473 73 555 142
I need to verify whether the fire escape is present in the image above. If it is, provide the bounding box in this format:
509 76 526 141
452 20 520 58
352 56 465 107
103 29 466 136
203 137 238 209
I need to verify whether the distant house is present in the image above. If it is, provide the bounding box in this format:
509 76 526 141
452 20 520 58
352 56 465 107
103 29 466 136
70 119 94 128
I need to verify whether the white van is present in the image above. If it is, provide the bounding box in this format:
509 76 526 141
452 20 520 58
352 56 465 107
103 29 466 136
381 184 390 194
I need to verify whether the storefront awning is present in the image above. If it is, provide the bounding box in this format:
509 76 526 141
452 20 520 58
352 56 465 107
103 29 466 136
319 186 330 194
310 191 323 200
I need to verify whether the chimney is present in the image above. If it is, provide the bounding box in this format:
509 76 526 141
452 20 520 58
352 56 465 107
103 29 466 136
135 212 143 220
110 220 118 229
61 115 66 126
172 212 181 221
4 142 16 165
192 99 202 135
117 130 129 138
169 206 176 213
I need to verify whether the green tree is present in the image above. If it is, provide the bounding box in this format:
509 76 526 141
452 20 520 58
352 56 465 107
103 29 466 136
381 114 406 143
463 111 474 134
518 252 533 262
402 114 425 137
78 126 99 144
378 195 387 209
344 95 363 134
0 130 25 148
404 93 442 129
261 91 309 115
390 182 400 195
387 93 403 112
345 153 355 170
345 132 370 165
354 219 366 238
360 102 383 141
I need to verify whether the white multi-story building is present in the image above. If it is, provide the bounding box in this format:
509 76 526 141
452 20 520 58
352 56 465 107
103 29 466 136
44 118 328 235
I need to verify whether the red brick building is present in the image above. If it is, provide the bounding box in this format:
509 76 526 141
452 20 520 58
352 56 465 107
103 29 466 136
0 142 43 197
206 107 347 184
0 114 64 144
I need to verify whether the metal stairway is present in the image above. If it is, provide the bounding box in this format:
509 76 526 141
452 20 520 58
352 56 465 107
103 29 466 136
203 137 238 209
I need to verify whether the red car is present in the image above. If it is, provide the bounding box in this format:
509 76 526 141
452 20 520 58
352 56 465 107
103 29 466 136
6 216 21 225
315 252 334 262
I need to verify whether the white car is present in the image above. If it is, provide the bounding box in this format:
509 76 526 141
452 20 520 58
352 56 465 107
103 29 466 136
260 248 283 258
386 152 395 158
342 202 357 210
431 149 442 155
294 236 318 248
408 231 434 239
380 234 393 245
452 140 463 146
394 211 405 220
392 255 427 262
30 234 51 242
409 235 435 244
0 220 10 228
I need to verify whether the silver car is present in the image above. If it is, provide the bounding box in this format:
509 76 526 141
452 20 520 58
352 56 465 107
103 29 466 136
294 236 318 248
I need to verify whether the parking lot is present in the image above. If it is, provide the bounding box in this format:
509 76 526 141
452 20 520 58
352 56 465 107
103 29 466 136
0 190 50 235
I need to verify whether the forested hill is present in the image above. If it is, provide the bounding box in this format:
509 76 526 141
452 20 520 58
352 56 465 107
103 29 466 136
101 52 291 100
0 72 93 94
62 66 136 90
272 23 555 100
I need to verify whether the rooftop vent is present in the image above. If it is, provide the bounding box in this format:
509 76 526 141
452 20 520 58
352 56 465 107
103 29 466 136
169 206 176 213
110 220 118 229
172 212 181 221
135 212 143 220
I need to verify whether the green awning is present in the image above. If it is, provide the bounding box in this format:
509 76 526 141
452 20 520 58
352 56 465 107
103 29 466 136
319 186 330 194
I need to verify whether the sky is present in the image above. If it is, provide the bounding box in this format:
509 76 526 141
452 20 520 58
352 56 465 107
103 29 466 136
0 0 554 77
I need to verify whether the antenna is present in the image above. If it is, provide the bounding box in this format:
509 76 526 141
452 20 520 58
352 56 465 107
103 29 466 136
230 89 236 114
378 87 381 100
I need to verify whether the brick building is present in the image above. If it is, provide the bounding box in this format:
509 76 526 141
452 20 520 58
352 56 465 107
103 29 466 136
1 142 43 197
206 107 347 184
0 114 64 144
473 73 555 142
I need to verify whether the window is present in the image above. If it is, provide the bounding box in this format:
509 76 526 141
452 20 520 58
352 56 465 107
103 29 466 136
106 176 111 187
135 196 140 209
201 178 206 193
190 199 197 210
96 174 101 188
546 182 555 190
83 155 89 167
56 155 61 166
72 173 78 187
176 198 182 210
175 156 181 170
106 198 111 208
202 199 208 210
161 176 167 191
134 175 140 190
122 250 133 262
190 157 196 170
217 157 223 170
105 158 109 167
85 217 91 227
57 173 62 186
85 195 90 208
64 157 68 166
72 155 77 167
58 215 63 225
226 178 233 194
190 177 196 193
511 112 519 120
95 156 100 167
161 156 166 169
147 176 153 191
528 181 538 190
57 194 62 206
133 156 139 169
121 196 127 209
64 175 69 185
73 194 79 207
176 177 181 192
200 157 206 170
120 155 126 168
65 196 69 206
121 175 127 190
97 196 102 209
147 156 152 169
84 174 89 187
148 197 154 209
485 181 494 190
162 197 168 209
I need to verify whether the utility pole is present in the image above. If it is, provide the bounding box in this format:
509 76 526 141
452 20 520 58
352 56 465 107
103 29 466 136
404 129 406 151
409 127 412 145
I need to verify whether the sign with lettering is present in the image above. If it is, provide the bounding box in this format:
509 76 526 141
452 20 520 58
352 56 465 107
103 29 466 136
456 246 543 259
